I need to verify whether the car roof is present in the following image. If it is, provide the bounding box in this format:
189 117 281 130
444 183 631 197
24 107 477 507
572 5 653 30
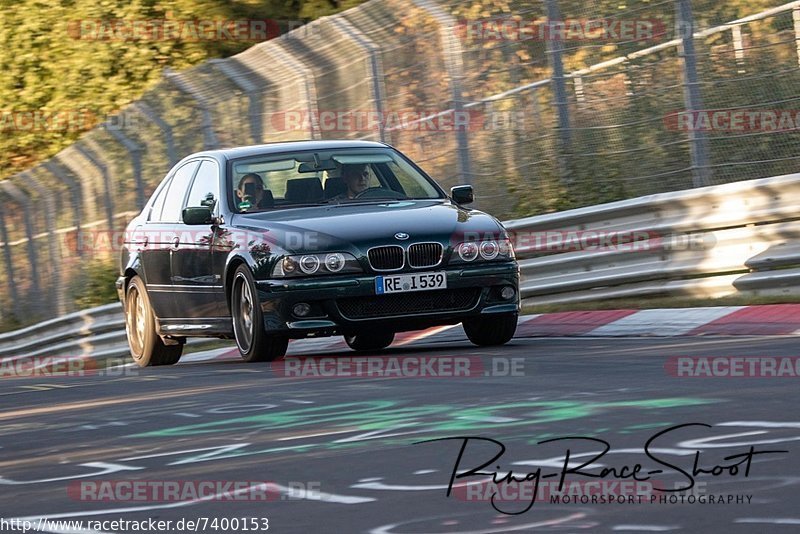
191 140 391 161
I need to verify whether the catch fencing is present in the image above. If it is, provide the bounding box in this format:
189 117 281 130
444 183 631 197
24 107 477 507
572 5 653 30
1 0 800 324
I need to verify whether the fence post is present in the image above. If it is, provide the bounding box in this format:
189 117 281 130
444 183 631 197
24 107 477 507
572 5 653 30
731 25 746 73
329 17 388 142
210 59 263 144
0 181 41 314
676 0 712 187
0 208 19 320
20 170 66 316
104 122 145 208
164 68 219 150
133 101 178 166
544 0 572 187
412 0 472 185
268 44 321 140
45 160 82 254
75 144 115 231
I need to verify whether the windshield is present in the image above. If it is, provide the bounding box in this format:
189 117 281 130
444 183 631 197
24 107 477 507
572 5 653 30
228 148 445 213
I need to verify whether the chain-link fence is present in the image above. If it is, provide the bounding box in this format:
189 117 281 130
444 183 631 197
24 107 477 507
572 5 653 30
2 0 800 325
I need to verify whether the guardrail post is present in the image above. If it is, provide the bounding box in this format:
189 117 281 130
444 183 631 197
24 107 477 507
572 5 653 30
75 144 115 231
164 68 220 150
103 122 146 208
0 208 19 320
0 182 41 312
133 101 178 166
676 0 712 187
268 44 321 140
412 0 472 185
329 17 388 142
210 59 263 144
544 0 572 187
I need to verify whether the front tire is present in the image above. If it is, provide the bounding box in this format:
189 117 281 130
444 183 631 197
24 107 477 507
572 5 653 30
124 276 183 367
463 313 518 346
344 331 395 352
231 265 288 362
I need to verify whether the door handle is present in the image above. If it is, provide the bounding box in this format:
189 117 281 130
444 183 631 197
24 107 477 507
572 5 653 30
131 232 147 249
171 236 180 250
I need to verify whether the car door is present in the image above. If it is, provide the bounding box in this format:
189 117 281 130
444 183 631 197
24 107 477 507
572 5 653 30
141 159 200 319
170 159 224 318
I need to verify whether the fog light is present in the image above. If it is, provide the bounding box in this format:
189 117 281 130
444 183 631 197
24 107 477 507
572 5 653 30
500 286 516 300
292 302 311 317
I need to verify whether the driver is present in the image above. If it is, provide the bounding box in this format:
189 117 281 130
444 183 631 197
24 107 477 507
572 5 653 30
336 163 370 200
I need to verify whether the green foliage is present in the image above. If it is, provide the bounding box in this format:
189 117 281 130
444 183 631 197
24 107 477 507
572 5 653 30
0 0 365 180
70 256 119 309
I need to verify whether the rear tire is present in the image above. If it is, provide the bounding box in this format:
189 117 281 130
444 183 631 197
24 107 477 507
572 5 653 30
231 265 288 362
344 331 395 352
125 276 183 367
463 313 518 346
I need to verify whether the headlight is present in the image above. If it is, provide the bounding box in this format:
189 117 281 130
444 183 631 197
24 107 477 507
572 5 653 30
272 252 362 277
299 255 320 274
453 239 514 263
458 242 479 262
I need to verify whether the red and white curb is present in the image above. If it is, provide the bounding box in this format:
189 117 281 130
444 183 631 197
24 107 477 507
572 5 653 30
181 304 800 363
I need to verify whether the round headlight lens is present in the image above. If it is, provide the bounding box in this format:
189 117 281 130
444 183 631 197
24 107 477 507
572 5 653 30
480 240 499 260
299 255 320 274
458 242 479 261
282 257 297 274
325 253 345 272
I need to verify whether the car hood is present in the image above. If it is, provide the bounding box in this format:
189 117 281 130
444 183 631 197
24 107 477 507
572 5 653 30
232 200 506 253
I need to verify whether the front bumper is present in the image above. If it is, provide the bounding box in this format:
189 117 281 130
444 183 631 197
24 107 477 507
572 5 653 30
254 262 519 338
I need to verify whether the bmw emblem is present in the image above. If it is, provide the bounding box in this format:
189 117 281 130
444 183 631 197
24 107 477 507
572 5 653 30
394 232 410 240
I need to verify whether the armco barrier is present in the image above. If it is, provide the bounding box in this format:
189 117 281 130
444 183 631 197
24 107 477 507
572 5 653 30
2 172 800 359
507 172 800 304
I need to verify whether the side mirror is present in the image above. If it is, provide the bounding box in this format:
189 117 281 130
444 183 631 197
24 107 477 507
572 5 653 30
450 185 474 205
183 206 213 225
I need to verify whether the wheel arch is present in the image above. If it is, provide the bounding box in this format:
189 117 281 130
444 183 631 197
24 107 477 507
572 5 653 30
224 256 249 313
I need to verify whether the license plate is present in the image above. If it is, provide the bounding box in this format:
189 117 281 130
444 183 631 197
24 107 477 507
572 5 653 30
375 271 447 294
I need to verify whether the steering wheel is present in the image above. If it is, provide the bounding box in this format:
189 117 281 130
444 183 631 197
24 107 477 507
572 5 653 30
353 187 406 200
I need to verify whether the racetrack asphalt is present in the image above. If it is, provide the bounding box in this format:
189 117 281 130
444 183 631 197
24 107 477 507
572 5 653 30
1 331 799 533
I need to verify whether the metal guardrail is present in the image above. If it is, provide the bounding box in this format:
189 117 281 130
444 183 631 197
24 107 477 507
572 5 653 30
0 303 128 360
506 172 800 304
2 171 800 358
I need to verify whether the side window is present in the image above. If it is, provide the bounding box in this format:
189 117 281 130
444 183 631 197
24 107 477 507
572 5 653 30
186 160 220 211
159 161 200 223
147 178 171 222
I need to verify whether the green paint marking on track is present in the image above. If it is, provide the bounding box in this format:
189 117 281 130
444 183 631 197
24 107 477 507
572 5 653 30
133 397 719 441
